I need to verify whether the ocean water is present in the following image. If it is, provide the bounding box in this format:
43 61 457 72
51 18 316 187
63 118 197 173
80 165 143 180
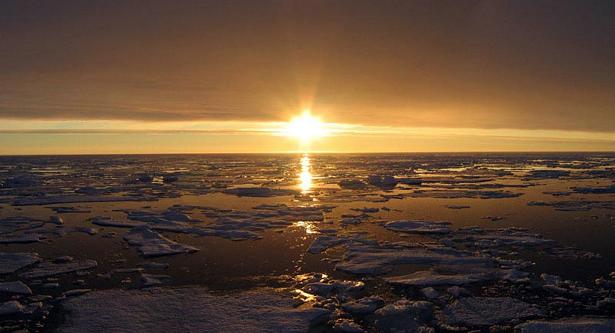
0 153 614 331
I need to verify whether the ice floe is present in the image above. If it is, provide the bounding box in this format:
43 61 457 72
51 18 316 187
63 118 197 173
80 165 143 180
366 175 398 188
223 187 297 197
516 318 615 333
409 189 523 199
572 184 615 194
0 281 32 295
441 297 542 326
0 301 26 316
57 287 330 333
13 195 157 206
338 179 368 190
336 242 494 275
372 299 434 332
333 318 365 333
529 200 615 211
384 220 451 234
341 296 385 315
385 270 495 287
20 259 98 279
123 227 199 257
524 170 570 180
0 252 40 274
442 227 555 248
0 233 42 244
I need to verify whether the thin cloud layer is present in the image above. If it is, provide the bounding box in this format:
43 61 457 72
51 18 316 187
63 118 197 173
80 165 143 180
1 1 614 131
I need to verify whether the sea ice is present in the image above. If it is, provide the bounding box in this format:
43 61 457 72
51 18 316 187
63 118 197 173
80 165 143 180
308 235 348 254
223 187 297 197
446 205 470 209
20 259 98 279
140 273 171 287
0 281 32 295
384 220 451 234
341 296 385 315
338 179 368 190
572 184 615 194
333 319 365 333
385 270 495 287
0 301 25 316
50 206 92 214
373 299 433 332
523 170 570 180
409 190 522 199
123 226 199 257
336 243 494 275
516 318 615 333
420 287 440 299
13 195 156 206
528 200 615 211
441 297 542 326
0 252 40 274
367 175 398 188
0 233 42 244
0 216 45 234
443 227 555 248
90 216 145 228
57 287 330 333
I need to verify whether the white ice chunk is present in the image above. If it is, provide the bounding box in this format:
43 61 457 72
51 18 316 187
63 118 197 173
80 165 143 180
123 227 199 257
57 287 330 333
336 244 493 275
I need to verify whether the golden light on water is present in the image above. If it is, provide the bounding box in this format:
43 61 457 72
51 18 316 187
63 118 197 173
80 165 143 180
293 221 318 234
299 154 312 193
294 154 318 233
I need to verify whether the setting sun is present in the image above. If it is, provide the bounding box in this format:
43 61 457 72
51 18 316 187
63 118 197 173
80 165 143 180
283 110 328 142
2 2 615 332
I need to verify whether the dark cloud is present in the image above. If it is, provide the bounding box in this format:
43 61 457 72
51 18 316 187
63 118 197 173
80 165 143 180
1 0 614 131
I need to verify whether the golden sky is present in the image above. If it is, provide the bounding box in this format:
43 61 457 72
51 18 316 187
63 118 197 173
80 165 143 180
1 1 614 154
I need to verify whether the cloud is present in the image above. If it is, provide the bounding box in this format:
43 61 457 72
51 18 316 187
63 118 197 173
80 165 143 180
1 1 614 132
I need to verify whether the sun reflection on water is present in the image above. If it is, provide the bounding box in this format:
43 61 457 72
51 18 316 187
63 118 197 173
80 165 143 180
293 220 318 234
299 154 312 194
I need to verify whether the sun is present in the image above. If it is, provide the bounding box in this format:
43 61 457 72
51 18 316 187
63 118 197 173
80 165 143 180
283 110 328 142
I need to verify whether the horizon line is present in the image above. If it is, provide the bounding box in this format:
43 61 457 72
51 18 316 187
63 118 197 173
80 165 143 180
1 150 615 157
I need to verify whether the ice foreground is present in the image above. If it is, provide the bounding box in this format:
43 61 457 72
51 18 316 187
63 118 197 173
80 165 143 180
0 153 613 332
57 287 329 333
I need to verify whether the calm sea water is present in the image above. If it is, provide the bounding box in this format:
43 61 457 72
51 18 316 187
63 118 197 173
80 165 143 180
1 153 613 285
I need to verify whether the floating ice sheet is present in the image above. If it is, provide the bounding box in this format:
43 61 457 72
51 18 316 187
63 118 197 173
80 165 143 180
57 287 330 333
384 220 451 234
0 252 40 275
123 226 199 257
442 297 542 326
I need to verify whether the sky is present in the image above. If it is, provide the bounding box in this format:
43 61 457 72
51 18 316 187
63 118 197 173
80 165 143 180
1 0 614 154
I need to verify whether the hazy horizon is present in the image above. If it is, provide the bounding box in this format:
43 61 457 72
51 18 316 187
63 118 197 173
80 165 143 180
1 0 614 153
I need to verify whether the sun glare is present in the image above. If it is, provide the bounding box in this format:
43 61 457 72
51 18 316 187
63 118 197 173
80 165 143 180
283 110 327 142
